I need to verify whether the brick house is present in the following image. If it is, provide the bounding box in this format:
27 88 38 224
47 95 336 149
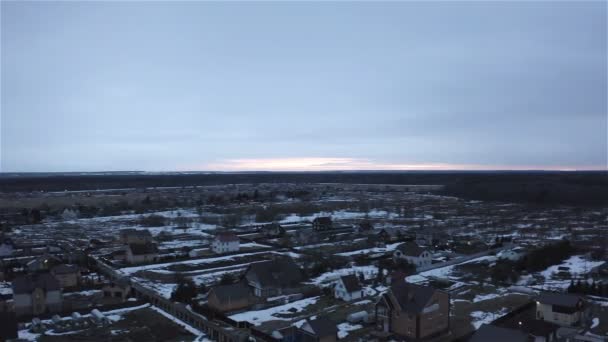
375 282 450 340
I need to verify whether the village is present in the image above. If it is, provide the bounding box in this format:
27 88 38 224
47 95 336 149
0 182 607 341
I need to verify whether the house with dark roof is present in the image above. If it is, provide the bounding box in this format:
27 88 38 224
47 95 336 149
260 223 285 238
26 254 62 273
469 324 528 342
312 217 332 231
102 277 132 302
377 227 407 242
12 273 62 316
536 292 586 327
50 264 81 289
300 317 338 342
212 232 240 254
375 281 450 340
125 243 159 264
0 237 14 257
208 281 253 312
245 257 305 297
393 242 432 268
119 229 153 245
334 274 363 301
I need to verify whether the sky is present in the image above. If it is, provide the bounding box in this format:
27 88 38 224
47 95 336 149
1 1 606 172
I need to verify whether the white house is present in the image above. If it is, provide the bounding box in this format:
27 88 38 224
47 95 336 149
334 274 363 301
212 232 239 254
536 292 586 327
393 242 432 268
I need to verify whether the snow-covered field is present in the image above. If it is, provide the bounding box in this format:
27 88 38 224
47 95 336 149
310 265 378 285
229 296 320 325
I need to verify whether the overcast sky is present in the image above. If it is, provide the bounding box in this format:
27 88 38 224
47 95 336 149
1 1 606 172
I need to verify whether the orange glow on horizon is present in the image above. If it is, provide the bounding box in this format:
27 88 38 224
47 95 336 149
181 158 606 172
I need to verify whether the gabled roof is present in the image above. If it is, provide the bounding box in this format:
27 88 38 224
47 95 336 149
395 242 427 257
51 264 79 275
387 282 438 315
313 217 332 225
13 273 61 294
210 282 251 304
339 274 362 293
537 292 584 308
246 257 304 288
469 324 528 342
127 243 158 255
215 232 239 242
120 229 152 238
304 317 337 337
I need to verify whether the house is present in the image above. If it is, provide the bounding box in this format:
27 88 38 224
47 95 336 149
119 229 153 245
393 242 432 268
516 319 559 342
469 324 528 342
61 208 79 220
375 282 450 340
497 247 525 261
415 232 434 246
334 275 363 301
260 223 285 237
0 238 14 257
245 257 305 297
102 277 132 302
125 243 158 264
358 220 374 233
300 317 338 342
207 282 252 312
26 254 62 273
12 273 62 316
536 292 586 327
50 264 81 289
312 217 332 231
377 227 407 242
212 232 240 254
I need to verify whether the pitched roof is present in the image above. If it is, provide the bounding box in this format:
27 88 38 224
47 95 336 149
339 274 362 293
387 282 437 315
395 242 427 257
128 243 158 255
313 217 332 225
12 273 61 294
215 232 239 242
469 324 528 342
51 264 79 275
210 282 251 304
120 229 152 238
246 257 304 288
305 317 337 337
537 292 584 308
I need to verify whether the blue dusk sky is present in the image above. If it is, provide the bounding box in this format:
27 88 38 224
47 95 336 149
1 1 606 172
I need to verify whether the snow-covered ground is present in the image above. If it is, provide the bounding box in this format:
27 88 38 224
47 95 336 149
337 322 363 339
540 255 605 280
310 265 378 285
406 255 496 283
17 304 151 341
336 242 402 257
280 209 398 224
229 296 320 325
469 308 509 329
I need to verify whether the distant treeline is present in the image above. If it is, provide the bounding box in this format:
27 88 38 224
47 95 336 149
438 172 608 206
0 171 606 206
